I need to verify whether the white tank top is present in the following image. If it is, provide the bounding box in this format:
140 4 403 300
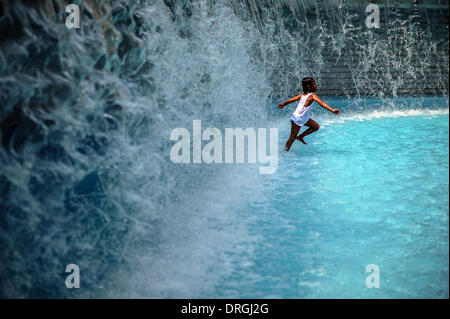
292 93 313 119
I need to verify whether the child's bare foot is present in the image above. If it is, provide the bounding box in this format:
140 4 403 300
284 146 290 152
297 136 307 145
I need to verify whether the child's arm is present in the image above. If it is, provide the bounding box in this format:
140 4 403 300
311 94 341 114
278 95 302 109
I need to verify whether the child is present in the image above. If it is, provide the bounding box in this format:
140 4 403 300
278 77 340 151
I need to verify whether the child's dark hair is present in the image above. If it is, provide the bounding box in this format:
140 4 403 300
302 77 315 93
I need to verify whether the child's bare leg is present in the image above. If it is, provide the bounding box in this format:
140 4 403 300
297 118 319 145
285 121 301 151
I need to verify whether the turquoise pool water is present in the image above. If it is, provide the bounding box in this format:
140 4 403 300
217 107 449 298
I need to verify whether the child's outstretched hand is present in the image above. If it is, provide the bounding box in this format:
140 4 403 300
277 103 284 109
333 109 341 114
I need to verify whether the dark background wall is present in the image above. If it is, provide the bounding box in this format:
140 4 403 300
318 3 449 95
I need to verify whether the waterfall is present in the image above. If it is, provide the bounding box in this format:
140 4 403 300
0 0 448 297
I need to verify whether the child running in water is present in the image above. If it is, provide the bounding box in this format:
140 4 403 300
278 77 341 151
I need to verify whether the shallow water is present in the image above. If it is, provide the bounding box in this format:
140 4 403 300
214 102 449 299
